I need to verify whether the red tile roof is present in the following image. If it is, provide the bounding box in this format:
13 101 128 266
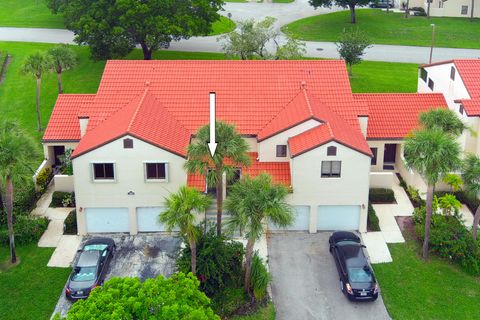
71 90 191 158
187 153 291 191
43 94 95 141
354 93 448 139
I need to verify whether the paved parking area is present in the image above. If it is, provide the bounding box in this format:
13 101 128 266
267 232 391 320
51 234 180 318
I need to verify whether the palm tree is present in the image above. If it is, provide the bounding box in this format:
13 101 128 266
0 120 39 263
159 186 212 275
225 173 294 294
462 154 480 239
21 52 51 131
185 121 251 236
419 108 468 137
404 128 461 259
47 45 77 94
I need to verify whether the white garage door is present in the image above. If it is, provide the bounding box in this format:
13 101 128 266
269 205 310 231
137 207 166 232
85 208 129 233
317 205 360 231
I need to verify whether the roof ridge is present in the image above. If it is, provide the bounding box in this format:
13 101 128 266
302 88 314 116
127 89 149 132
326 122 334 138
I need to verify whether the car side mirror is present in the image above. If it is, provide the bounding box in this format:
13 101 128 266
361 245 367 248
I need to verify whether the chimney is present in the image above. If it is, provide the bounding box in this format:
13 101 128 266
358 115 368 138
79 116 89 138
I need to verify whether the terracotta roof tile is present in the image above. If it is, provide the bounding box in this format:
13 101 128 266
354 93 448 139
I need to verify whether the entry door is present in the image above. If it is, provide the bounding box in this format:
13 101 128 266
383 144 397 164
53 146 65 166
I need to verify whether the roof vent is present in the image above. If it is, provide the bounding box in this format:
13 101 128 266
145 81 150 87
300 81 306 89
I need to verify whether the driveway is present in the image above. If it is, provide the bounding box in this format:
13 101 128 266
51 234 180 318
267 232 391 320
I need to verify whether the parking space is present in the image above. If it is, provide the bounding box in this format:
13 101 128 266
267 232 391 320
51 234 180 318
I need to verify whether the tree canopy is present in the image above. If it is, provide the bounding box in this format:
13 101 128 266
61 273 220 320
47 0 224 60
309 0 371 24
419 108 468 137
336 29 371 75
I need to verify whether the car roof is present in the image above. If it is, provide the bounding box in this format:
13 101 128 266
331 231 360 243
76 250 100 267
339 244 368 267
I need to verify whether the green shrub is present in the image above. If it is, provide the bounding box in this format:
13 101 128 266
50 191 74 207
211 287 247 317
367 203 380 231
177 226 245 297
0 183 40 226
250 252 271 301
407 186 425 207
0 216 49 246
36 166 53 191
64 210 77 235
368 188 395 203
413 206 480 275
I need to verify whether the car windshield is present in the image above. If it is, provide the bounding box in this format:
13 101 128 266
337 240 359 246
71 266 96 282
348 266 373 283
84 244 108 251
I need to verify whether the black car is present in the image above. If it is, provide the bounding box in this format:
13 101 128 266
329 231 379 301
66 237 116 300
369 0 394 8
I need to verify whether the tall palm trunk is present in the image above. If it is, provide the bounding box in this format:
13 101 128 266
472 205 480 239
35 77 42 131
56 72 63 94
216 169 223 236
244 238 255 293
422 184 434 259
190 239 197 275
6 176 16 264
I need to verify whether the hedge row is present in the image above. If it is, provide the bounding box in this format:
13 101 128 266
0 216 49 246
367 203 380 232
368 188 395 203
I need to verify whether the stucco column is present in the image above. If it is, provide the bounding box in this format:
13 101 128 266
308 205 317 234
77 206 87 235
129 207 138 235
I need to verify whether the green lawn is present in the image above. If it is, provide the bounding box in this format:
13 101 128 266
272 0 295 3
209 16 236 36
282 9 480 49
0 0 64 29
0 245 71 320
373 241 480 320
232 302 275 320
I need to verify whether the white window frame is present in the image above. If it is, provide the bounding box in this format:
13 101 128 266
144 161 169 182
91 162 117 183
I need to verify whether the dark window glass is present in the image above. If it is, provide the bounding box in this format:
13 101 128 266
146 163 166 180
428 78 434 90
321 161 341 178
93 163 114 180
123 138 133 149
459 104 464 115
450 66 456 81
461 5 468 14
276 145 287 157
420 68 428 82
371 148 378 165
327 146 337 156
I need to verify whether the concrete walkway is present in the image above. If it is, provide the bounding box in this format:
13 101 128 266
31 184 82 268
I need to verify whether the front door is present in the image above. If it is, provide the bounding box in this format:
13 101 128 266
53 146 65 166
383 144 397 169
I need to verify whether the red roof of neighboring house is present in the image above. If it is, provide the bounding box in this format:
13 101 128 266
354 93 448 139
43 94 95 141
187 153 291 191
71 90 191 158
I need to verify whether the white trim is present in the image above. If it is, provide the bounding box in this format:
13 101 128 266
143 161 169 182
90 161 117 183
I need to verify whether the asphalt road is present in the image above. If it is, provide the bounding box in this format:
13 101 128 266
267 232 391 320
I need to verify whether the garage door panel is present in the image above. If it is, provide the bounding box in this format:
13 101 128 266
137 207 166 232
86 208 129 233
269 205 310 231
317 205 360 231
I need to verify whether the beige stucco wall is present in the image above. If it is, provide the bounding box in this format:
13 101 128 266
288 141 371 233
72 135 187 235
54 175 75 193
43 142 79 165
258 119 320 162
427 0 479 17
370 172 395 189
367 140 403 172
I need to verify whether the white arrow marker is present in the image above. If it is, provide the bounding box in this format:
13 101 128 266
208 92 217 157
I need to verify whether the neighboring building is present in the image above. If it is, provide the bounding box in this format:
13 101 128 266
418 59 480 155
43 60 448 235
408 0 479 18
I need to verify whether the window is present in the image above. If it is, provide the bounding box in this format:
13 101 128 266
459 104 464 115
93 163 115 180
450 66 456 81
123 138 133 149
428 78 434 90
371 148 378 165
327 146 337 156
420 68 428 82
145 162 167 180
321 161 341 178
461 5 468 15
276 145 287 157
